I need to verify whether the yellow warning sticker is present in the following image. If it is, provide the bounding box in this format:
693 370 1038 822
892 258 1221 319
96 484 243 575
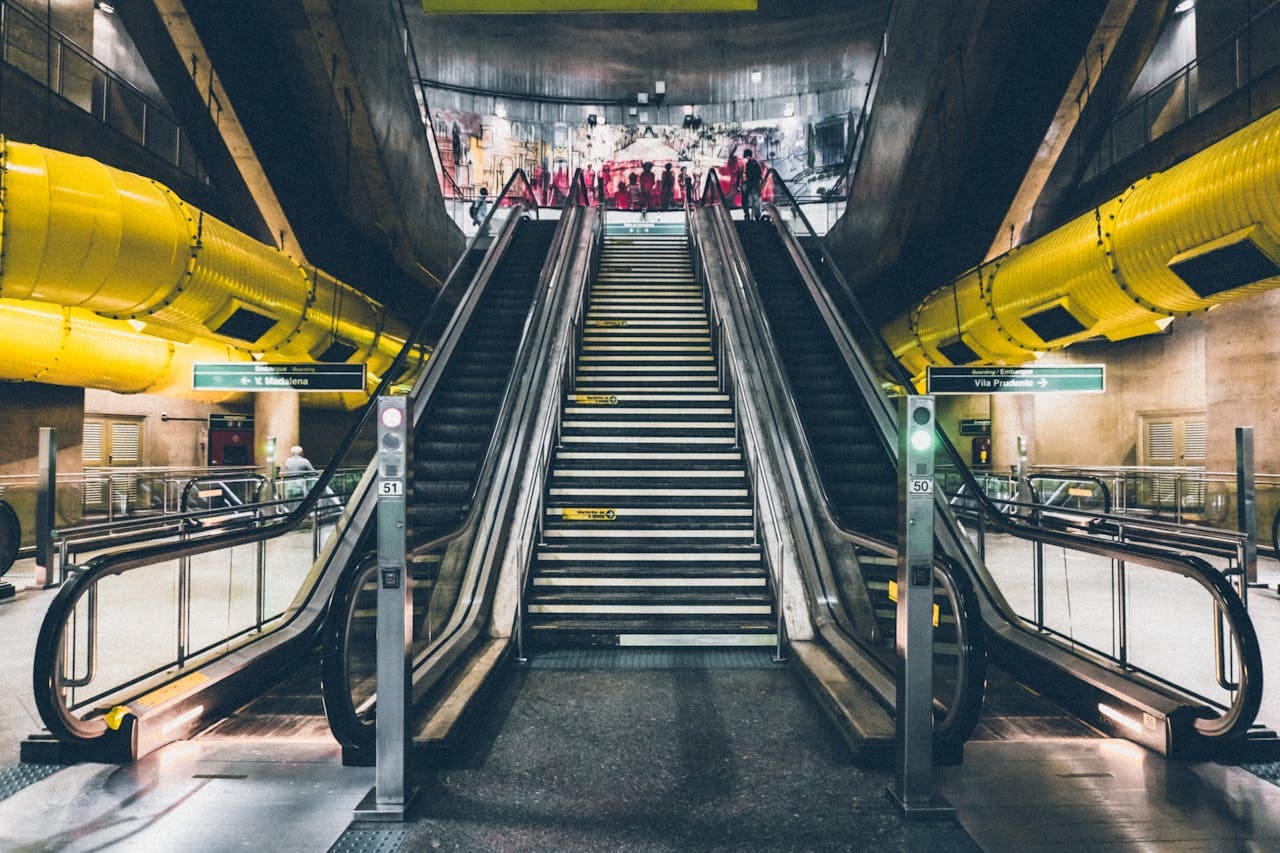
574 394 618 405
588 319 628 327
135 672 209 708
562 508 618 521
886 581 940 627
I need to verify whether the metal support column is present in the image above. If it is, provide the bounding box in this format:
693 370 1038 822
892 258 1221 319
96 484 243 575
1236 427 1257 588
887 395 953 819
34 427 57 587
355 396 416 820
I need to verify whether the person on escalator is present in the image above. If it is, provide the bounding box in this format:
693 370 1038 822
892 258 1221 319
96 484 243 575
741 148 763 221
469 187 491 230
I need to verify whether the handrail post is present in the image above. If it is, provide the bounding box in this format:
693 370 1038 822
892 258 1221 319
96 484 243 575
1236 427 1258 590
256 509 267 632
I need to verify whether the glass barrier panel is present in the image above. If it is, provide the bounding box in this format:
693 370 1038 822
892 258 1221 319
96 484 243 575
1037 545 1116 657
5 10 48 83
57 44 95 111
263 526 318 623
977 532 1039 620
66 562 180 713
187 541 260 656
105 78 145 144
1124 563 1236 707
144 108 180 165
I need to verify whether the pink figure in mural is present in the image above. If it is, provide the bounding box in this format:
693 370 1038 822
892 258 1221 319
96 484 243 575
639 162 656 213
615 179 630 210
552 164 570 205
584 164 596 204
530 163 545 205
722 152 740 206
601 163 613 202
626 173 643 215
660 163 675 210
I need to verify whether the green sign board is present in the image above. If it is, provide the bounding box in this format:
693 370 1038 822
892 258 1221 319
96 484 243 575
193 363 367 392
927 365 1105 395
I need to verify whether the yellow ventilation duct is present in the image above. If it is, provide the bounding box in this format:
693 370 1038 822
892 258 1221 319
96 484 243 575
0 138 424 390
0 297 251 400
884 106 1280 379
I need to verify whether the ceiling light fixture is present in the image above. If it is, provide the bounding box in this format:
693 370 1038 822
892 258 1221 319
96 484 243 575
751 69 762 84
494 102 507 118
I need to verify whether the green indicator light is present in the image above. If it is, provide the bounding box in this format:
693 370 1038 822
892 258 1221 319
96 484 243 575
910 428 933 453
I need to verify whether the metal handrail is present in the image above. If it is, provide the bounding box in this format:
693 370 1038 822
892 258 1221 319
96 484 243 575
321 171 597 751
744 168 1264 742
32 168 540 753
692 178 985 745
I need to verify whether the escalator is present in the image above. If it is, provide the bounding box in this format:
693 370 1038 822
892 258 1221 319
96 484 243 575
705 172 1265 759
27 174 563 763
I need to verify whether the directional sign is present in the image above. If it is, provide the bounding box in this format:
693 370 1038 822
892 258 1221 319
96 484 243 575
193 363 367 392
927 365 1105 395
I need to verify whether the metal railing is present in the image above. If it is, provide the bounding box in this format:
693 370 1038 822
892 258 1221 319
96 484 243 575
692 173 987 748
0 0 203 179
31 168 536 759
743 166 1263 745
1084 0 1280 181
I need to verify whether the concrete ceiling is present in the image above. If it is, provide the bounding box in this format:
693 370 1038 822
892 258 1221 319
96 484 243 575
404 0 889 107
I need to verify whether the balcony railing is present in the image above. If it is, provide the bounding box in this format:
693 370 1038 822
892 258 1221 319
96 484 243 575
0 0 204 180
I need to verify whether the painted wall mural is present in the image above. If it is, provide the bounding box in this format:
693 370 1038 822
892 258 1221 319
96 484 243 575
432 107 850 205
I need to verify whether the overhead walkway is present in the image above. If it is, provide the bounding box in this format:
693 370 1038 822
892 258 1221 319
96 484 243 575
697 169 1267 760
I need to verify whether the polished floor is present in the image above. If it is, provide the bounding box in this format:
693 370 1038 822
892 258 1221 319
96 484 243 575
4 552 1280 850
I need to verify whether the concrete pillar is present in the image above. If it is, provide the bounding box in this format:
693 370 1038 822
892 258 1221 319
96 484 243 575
990 394 1035 474
254 391 300 468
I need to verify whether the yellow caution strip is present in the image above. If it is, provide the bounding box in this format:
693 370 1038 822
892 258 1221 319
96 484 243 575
135 672 209 708
103 705 131 731
574 394 619 405
562 508 618 521
587 319 628 327
1067 487 1094 498
886 580 940 627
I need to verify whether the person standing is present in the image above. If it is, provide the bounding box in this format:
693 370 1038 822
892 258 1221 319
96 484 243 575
741 148 763 221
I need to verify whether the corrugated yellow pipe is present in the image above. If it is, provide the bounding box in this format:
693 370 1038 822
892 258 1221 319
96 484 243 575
885 106 1280 379
0 138 420 387
0 297 251 400
0 297 380 409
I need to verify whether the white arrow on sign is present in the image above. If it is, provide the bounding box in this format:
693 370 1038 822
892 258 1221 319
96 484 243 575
240 377 252 385
1039 378 1048 387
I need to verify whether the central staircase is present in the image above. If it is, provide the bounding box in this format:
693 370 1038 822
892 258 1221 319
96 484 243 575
524 224 777 648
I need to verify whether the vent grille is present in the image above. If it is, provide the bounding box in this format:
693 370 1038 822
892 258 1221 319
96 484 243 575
1147 421 1175 460
937 337 979 365
317 340 357 363
1022 304 1087 343
1169 238 1280 298
1184 420 1207 461
215 307 277 344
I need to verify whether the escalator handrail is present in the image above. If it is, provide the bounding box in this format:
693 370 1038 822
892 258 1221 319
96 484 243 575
33 170 541 747
408 173 591 559
320 171 597 747
741 169 1264 740
691 194 985 745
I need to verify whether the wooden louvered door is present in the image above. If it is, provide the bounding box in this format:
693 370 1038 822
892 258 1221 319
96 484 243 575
1139 412 1206 515
82 417 144 515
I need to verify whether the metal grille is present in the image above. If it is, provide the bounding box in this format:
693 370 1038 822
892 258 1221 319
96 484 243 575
0 763 62 802
329 828 408 853
529 648 778 670
1184 420 1207 461
1146 421 1175 460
